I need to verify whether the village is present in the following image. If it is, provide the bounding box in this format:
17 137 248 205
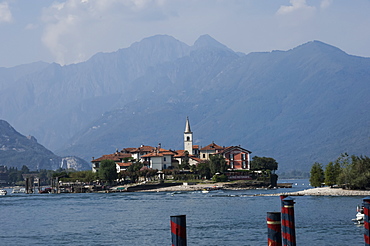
92 117 252 174
85 117 279 192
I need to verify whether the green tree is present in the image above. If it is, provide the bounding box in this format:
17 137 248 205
98 159 118 184
336 153 353 187
21 165 30 174
250 156 278 172
126 161 143 183
196 161 211 179
347 155 370 189
179 151 190 170
209 155 227 175
324 162 337 187
310 162 324 187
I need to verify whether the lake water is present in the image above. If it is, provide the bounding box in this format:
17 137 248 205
0 180 366 245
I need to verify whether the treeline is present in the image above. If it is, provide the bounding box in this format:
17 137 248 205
310 153 370 189
97 155 278 184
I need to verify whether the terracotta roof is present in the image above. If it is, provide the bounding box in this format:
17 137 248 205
121 147 136 153
200 142 224 151
141 148 176 158
219 146 252 154
92 152 132 162
117 162 132 167
193 145 199 149
130 145 155 153
190 156 202 162
174 149 186 157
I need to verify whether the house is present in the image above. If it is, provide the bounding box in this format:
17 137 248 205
199 142 225 160
141 145 177 170
128 145 155 161
219 146 251 170
91 151 132 173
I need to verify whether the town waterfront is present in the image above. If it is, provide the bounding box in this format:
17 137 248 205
0 180 365 246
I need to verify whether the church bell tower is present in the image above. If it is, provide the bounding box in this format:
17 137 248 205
184 117 193 155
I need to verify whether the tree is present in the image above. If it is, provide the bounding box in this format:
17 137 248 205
98 159 118 184
21 165 30 174
324 162 337 187
196 161 211 179
250 156 278 172
342 155 370 189
179 151 190 170
209 155 227 175
310 162 324 187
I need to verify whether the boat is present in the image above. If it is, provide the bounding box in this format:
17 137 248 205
352 205 364 224
12 187 26 193
0 189 7 196
39 187 53 194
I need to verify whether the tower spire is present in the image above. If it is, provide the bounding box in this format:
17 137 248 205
185 116 192 133
184 117 193 155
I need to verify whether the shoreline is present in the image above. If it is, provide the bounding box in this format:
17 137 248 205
134 183 370 196
280 186 370 196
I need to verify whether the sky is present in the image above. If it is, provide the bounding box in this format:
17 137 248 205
0 0 369 67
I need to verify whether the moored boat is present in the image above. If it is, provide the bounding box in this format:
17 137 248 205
352 205 364 224
12 187 26 193
0 189 7 196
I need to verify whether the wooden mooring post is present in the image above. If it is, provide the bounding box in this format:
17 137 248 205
363 197 370 245
170 215 187 246
281 197 296 246
267 212 282 246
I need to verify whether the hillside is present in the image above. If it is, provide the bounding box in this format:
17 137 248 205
0 35 369 172
0 120 90 170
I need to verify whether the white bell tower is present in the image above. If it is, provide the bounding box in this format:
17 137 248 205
184 117 193 155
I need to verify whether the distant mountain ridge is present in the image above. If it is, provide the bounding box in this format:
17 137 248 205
0 35 369 172
0 120 90 170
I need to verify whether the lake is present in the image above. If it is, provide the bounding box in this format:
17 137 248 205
0 180 366 245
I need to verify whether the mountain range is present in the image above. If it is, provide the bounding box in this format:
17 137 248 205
0 34 369 172
0 120 89 170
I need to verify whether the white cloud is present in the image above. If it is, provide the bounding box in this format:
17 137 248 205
41 0 171 65
277 0 315 15
0 1 12 23
320 0 332 9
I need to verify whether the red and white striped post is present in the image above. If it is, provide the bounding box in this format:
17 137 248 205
267 212 282 246
170 215 187 246
281 197 296 246
363 197 370 245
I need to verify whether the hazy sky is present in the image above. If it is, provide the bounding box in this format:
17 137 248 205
0 0 369 67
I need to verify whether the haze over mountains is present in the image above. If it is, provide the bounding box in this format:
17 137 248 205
0 34 369 172
0 120 90 170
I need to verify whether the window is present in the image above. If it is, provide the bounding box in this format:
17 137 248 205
230 154 234 160
242 161 246 169
164 157 166 162
230 161 234 169
203 154 206 158
242 153 246 160
187 136 190 141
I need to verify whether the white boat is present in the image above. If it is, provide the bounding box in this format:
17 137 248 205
352 205 364 224
0 189 7 196
12 187 26 193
